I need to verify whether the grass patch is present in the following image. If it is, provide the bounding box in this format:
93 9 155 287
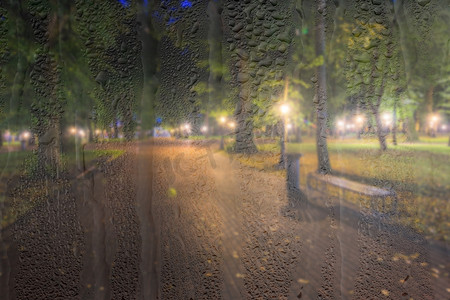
235 138 450 241
0 151 33 177
1 147 125 229
418 136 449 144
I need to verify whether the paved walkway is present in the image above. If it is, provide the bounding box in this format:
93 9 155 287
0 139 448 299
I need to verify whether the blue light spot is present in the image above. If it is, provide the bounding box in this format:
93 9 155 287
167 17 179 25
181 0 192 9
118 0 130 8
156 117 162 123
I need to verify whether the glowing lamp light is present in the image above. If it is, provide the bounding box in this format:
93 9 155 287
286 123 293 130
78 129 85 137
69 127 77 135
184 123 191 131
382 113 392 125
201 126 208 133
22 131 30 139
431 115 439 122
95 129 101 135
228 122 235 128
441 125 447 130
220 117 226 124
356 116 364 124
337 120 345 128
280 104 290 115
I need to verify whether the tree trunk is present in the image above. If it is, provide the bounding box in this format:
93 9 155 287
207 0 223 139
278 120 286 168
235 113 258 154
29 7 64 176
234 81 257 153
87 120 94 142
375 110 387 151
37 121 62 177
137 2 159 138
314 0 331 174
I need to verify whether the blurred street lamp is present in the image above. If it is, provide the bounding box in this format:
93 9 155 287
78 129 85 138
69 127 77 135
201 126 208 133
280 103 290 115
181 123 191 138
429 115 439 137
382 113 391 124
20 131 31 151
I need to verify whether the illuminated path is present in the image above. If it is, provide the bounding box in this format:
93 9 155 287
1 139 448 299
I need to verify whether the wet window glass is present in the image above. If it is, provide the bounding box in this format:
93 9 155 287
0 0 449 299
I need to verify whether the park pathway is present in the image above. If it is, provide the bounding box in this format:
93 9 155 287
0 139 448 299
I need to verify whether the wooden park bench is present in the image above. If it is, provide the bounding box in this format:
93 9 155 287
307 172 398 214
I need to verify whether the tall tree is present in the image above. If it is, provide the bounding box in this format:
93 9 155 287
137 0 159 137
206 0 224 136
0 5 9 148
27 0 66 176
345 0 403 151
74 0 143 140
314 0 331 173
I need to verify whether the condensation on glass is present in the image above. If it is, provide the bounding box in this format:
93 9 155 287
0 0 448 299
